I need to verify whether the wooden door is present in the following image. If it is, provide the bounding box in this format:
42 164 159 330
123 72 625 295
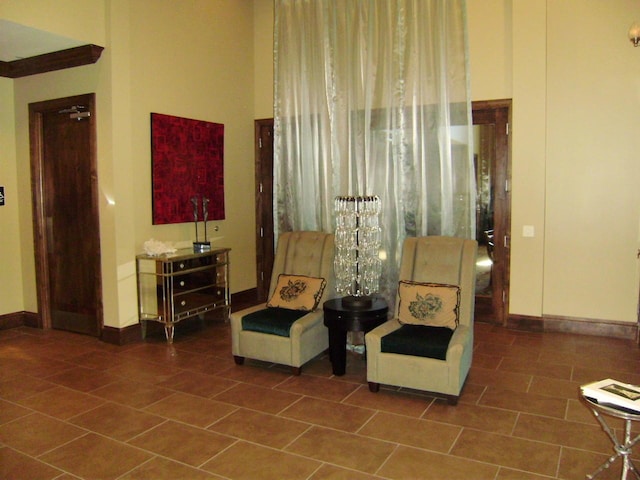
255 119 275 301
472 100 511 325
29 94 102 336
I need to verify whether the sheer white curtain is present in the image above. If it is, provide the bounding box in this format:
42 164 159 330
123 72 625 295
274 0 475 302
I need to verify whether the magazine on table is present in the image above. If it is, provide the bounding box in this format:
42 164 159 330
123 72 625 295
581 378 640 413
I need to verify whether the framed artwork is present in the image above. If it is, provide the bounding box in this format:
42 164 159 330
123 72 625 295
151 113 225 225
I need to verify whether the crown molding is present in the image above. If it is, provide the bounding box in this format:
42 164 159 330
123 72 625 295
0 44 104 78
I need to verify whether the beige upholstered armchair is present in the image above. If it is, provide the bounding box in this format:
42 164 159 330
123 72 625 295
230 231 335 375
365 236 477 405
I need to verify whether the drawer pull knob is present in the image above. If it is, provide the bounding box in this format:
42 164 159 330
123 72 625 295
179 263 185 269
181 300 186 306
179 281 185 287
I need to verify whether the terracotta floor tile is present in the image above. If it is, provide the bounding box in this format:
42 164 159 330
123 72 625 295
89 378 174 408
472 352 503 369
450 429 561 477
0 375 56 401
474 341 540 362
0 399 32 424
155 370 237 397
2 321 639 480
0 446 64 480
479 386 568 418
0 412 85 456
69 402 165 441
128 420 235 467
558 446 624 480
528 375 583 400
498 356 573 380
343 384 430 417
309 463 381 480
286 426 395 473
281 396 375 432
208 407 310 448
466 365 533 392
377 445 498 480
40 432 152 480
213 382 302 413
45 366 120 392
514 413 611 453
202 440 321 480
17 386 104 420
144 392 238 427
495 467 558 480
359 411 461 452
65 349 128 370
120 456 223 479
216 361 295 388
423 401 518 435
106 358 182 384
277 374 360 402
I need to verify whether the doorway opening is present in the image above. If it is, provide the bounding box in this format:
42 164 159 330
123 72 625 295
472 99 511 325
29 93 103 336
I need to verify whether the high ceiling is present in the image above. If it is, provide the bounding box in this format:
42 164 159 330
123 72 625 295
0 19 84 62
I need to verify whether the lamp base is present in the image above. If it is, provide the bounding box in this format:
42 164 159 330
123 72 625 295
193 241 211 253
341 295 374 309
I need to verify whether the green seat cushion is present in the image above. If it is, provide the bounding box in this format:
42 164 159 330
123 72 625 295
241 308 309 337
381 324 454 360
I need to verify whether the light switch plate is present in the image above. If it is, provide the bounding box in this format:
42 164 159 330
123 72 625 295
522 225 535 237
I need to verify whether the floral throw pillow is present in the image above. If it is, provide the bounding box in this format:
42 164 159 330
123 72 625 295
267 274 327 311
397 280 460 330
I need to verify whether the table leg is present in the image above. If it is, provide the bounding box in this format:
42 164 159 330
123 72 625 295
588 410 640 480
328 328 347 376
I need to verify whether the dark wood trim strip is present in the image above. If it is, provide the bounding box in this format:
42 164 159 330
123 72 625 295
0 311 39 330
0 44 104 78
101 324 141 346
508 313 638 340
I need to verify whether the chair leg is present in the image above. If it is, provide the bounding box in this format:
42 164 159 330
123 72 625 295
233 355 245 365
446 395 458 406
368 382 380 392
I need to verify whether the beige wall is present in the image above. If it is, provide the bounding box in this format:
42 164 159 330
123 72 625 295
2 0 256 328
470 0 640 324
3 1 639 330
0 78 22 314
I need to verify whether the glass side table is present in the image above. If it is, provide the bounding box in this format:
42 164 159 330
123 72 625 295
581 394 640 479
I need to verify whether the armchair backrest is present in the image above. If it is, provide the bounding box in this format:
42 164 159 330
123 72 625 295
397 236 478 327
269 231 336 304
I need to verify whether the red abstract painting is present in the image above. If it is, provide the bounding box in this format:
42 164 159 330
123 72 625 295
151 113 225 224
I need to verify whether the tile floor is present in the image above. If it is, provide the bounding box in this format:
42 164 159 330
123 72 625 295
1 319 639 480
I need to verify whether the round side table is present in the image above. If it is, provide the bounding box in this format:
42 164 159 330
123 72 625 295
323 296 388 376
581 394 640 479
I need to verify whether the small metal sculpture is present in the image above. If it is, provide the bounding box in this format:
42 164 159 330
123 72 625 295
191 195 211 252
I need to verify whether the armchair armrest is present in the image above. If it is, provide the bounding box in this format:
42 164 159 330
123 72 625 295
446 324 470 363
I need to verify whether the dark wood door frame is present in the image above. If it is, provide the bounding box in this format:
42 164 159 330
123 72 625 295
29 93 103 334
472 99 512 326
255 118 275 302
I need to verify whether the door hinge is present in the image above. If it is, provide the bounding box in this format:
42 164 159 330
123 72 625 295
259 182 263 193
502 290 507 304
260 227 264 238
505 179 510 193
506 122 510 135
259 137 263 148
504 235 510 249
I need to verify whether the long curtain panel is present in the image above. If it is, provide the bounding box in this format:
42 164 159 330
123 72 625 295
273 0 475 302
